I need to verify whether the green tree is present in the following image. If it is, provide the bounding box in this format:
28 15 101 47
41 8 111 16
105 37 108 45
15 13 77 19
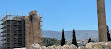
61 29 65 46
41 37 61 47
72 29 78 47
106 25 111 41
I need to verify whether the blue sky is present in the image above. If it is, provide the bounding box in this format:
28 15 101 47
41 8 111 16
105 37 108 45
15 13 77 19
0 0 111 31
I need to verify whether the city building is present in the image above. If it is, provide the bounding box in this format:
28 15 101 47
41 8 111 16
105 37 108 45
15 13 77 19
0 10 42 49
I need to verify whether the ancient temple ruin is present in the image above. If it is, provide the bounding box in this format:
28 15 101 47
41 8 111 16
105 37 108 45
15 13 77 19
25 11 42 49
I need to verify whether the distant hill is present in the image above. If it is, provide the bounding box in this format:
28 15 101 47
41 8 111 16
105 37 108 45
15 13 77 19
0 30 111 45
42 30 111 41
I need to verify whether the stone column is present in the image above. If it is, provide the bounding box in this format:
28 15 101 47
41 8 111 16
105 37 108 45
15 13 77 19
25 11 42 49
97 0 108 42
29 10 41 45
24 16 31 49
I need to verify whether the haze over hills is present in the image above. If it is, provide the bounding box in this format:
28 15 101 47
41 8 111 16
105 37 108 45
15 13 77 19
0 30 111 45
42 30 111 41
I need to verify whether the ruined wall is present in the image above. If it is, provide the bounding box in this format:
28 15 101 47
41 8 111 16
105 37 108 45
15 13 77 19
24 16 32 49
29 11 41 45
30 42 111 49
25 11 41 49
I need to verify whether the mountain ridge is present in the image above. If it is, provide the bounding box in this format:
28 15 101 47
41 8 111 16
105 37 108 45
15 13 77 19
42 30 111 41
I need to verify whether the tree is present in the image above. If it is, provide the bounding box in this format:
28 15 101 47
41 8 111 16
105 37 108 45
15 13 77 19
41 37 61 47
72 29 78 47
61 29 65 46
88 38 91 43
106 25 111 41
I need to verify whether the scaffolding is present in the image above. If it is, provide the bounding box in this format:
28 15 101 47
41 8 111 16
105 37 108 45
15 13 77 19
0 15 25 49
0 10 42 49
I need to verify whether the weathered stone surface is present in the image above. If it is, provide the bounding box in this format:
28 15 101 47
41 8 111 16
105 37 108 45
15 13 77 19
13 48 26 49
78 46 87 49
52 45 57 49
63 45 70 49
86 42 111 49
47 46 52 49
25 11 42 49
30 44 42 49
93 43 104 49
94 42 111 49
29 42 111 49
41 46 47 49
57 46 63 49
86 42 94 48
97 0 108 42
46 47 50 49
69 44 77 49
